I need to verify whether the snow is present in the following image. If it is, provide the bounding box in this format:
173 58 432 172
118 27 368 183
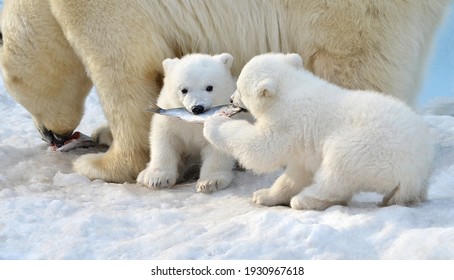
1 3 454 260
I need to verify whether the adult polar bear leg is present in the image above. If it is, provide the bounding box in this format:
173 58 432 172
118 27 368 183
71 91 153 182
49 0 164 182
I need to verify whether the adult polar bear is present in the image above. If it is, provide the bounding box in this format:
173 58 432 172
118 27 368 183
0 0 450 183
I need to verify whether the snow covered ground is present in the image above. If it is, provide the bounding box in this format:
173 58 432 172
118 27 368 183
1 3 454 260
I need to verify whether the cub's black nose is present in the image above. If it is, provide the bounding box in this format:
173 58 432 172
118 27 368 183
230 98 233 103
191 105 205 115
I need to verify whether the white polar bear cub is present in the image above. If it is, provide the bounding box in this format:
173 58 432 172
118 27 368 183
204 53 434 210
138 53 236 193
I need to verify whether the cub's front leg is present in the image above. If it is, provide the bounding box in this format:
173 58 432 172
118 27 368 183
197 144 235 193
204 116 287 174
137 117 180 189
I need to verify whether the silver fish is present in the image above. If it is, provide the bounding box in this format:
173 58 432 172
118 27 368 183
148 104 245 123
50 131 98 152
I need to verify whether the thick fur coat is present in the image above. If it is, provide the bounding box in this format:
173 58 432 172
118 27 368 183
204 53 434 210
137 53 236 193
0 0 449 182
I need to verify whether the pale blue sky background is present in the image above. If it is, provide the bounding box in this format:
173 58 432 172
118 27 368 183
418 2 454 108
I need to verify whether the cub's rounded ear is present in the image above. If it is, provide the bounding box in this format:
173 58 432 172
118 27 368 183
255 78 278 97
162 57 180 74
286 53 303 68
217 53 234 69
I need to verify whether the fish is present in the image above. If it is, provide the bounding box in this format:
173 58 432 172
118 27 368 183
148 104 245 123
50 131 98 152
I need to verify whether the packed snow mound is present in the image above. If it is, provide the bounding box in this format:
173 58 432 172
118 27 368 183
1 88 454 259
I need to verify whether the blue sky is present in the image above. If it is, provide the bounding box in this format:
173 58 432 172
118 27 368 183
418 3 454 108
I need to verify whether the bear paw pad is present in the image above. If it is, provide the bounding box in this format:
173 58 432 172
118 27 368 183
137 168 177 189
196 174 232 193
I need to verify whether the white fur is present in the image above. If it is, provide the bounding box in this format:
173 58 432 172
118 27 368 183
137 53 236 193
204 53 434 210
0 0 449 182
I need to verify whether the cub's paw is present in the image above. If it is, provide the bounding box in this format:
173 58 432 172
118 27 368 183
196 172 233 193
137 167 177 189
252 188 286 207
203 116 231 141
290 194 340 211
205 115 231 128
289 195 308 210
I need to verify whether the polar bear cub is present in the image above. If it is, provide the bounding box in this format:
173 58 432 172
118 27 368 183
204 53 434 210
138 53 236 193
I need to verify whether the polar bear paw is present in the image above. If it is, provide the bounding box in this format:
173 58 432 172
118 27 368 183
196 172 233 193
252 188 287 207
74 152 140 183
137 167 177 189
290 194 342 211
203 116 231 142
91 125 113 147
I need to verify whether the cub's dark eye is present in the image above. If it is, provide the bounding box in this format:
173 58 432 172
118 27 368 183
206 85 213 92
181 88 188 94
